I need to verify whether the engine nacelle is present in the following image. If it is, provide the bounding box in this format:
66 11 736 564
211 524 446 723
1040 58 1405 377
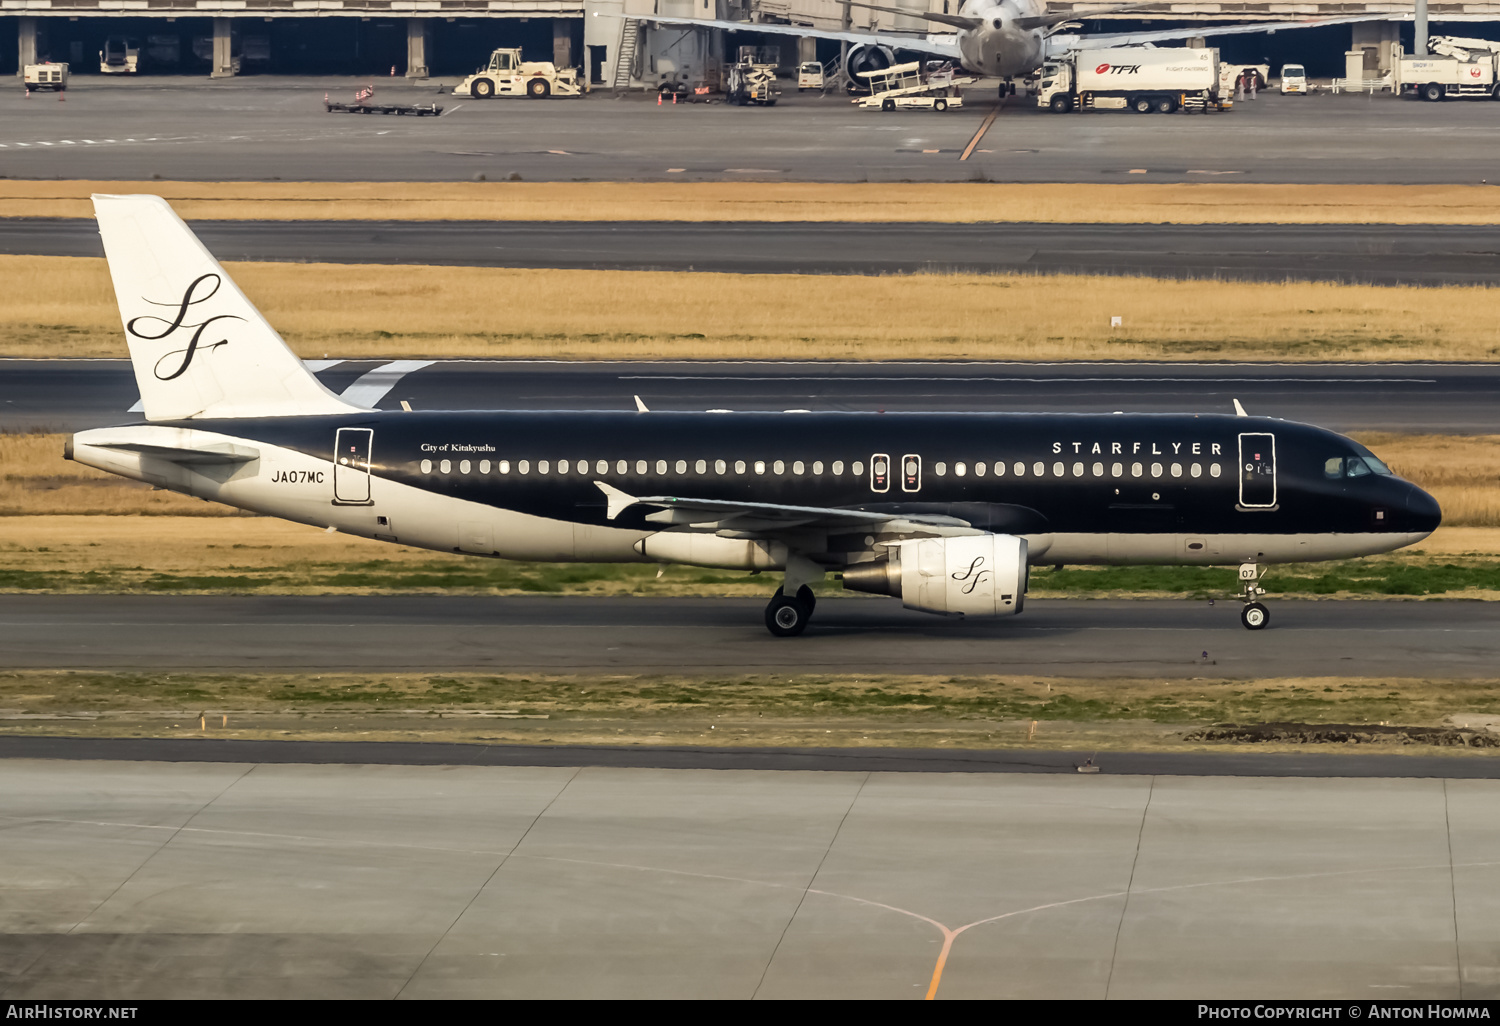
843 533 1028 616
845 43 896 83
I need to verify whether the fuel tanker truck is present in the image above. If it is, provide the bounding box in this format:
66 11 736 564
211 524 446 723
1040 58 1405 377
1036 46 1232 114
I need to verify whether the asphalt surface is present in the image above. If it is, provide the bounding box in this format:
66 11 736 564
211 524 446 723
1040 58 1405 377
6 357 1495 434
4 759 1495 998
10 217 1500 286
4 595 1496 678
4 734 1498 778
4 77 1499 183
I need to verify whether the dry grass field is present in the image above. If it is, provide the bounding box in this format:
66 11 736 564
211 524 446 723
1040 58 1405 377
1 669 1496 753
6 180 1500 224
8 255 1500 362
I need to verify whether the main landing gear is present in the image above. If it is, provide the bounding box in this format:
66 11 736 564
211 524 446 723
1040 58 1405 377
1238 562 1269 630
765 585 817 637
764 554 824 637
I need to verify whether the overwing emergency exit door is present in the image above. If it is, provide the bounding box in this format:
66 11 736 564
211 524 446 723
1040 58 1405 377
1238 432 1277 508
334 427 373 505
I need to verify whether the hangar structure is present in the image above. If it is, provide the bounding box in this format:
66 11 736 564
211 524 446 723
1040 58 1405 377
5 0 1499 83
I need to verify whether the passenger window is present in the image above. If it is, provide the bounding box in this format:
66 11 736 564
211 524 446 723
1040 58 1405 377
695 459 707 474
616 460 626 474
1131 462 1143 477
599 460 610 475
955 462 966 477
675 460 687 474
421 459 432 474
538 460 550 474
755 461 766 475
1209 463 1221 478
499 460 510 474
480 460 490 474
715 459 727 474
773 460 786 475
656 460 667 475
557 459 569 474
1112 462 1123 477
852 461 864 476
635 460 646 474
793 460 805 475
812 461 824 475
460 460 471 474
973 462 985 477
1150 462 1162 478
1014 462 1025 477
1032 462 1044 476
439 459 452 473
1052 462 1064 477
1191 463 1201 478
518 460 529 475
735 460 747 474
832 460 844 475
1072 462 1084 477
935 462 947 476
1170 463 1181 478
995 462 1006 477
1324 457 1344 479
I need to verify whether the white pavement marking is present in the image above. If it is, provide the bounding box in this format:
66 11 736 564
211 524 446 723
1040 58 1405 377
339 359 436 408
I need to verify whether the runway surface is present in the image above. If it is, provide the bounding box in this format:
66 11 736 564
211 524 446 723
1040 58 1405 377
4 595 1497 678
6 359 1495 434
10 217 1500 286
2 757 1494 998
4 79 1499 183
6 734 1500 779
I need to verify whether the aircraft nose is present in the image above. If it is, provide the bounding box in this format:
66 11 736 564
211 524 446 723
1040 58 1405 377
1405 483 1442 534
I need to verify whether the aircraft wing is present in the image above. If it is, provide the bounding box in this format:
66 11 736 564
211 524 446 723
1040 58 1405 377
1074 12 1397 49
630 15 963 61
595 481 977 535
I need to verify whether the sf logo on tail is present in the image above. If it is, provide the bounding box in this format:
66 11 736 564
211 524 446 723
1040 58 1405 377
127 273 245 381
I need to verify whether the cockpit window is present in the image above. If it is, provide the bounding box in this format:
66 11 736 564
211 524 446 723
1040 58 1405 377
1325 455 1393 479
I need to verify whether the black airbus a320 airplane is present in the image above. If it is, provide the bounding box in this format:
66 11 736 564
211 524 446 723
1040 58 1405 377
69 196 1441 636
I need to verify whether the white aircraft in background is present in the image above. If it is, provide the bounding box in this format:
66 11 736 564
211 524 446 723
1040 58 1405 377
643 0 1391 85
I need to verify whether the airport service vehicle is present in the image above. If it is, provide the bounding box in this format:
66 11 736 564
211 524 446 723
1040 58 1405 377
23 62 68 92
798 61 826 91
324 85 443 117
1037 47 1229 114
71 195 1441 636
1395 37 1500 100
854 61 974 111
726 60 781 106
100 37 140 74
458 48 584 99
1280 64 1308 94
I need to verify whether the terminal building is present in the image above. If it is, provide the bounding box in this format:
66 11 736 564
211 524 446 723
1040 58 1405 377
5 0 1499 82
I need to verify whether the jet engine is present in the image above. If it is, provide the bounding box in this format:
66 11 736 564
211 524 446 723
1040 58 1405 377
843 533 1028 616
844 43 896 86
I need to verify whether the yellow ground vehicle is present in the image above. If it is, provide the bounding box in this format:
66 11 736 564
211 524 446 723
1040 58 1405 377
457 48 585 99
23 62 68 92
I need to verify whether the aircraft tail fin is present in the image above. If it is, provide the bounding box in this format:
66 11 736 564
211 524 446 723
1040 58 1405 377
93 194 364 421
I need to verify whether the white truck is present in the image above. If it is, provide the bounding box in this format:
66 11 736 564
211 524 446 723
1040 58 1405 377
23 62 68 92
100 37 140 74
798 61 825 91
1395 37 1500 100
1037 47 1230 114
855 61 974 111
457 48 585 99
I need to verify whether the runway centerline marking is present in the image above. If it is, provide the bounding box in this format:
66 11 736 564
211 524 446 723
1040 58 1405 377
960 104 1000 162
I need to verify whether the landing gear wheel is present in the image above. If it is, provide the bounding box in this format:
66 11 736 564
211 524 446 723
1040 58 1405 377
1133 96 1153 113
766 587 811 637
794 585 816 618
1241 602 1269 631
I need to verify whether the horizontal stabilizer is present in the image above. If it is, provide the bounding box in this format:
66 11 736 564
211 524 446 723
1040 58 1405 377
93 440 260 465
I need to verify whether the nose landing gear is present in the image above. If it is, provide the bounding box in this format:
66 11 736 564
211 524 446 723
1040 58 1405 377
1238 562 1269 630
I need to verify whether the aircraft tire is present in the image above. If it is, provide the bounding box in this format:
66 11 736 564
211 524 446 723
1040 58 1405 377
766 589 810 637
1240 602 1269 631
794 585 817 618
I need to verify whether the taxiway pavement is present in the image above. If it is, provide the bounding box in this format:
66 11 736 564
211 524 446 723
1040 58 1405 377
3 595 1495 678
1 757 1493 998
3 80 1498 183
8 218 1499 286
6 359 1494 434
